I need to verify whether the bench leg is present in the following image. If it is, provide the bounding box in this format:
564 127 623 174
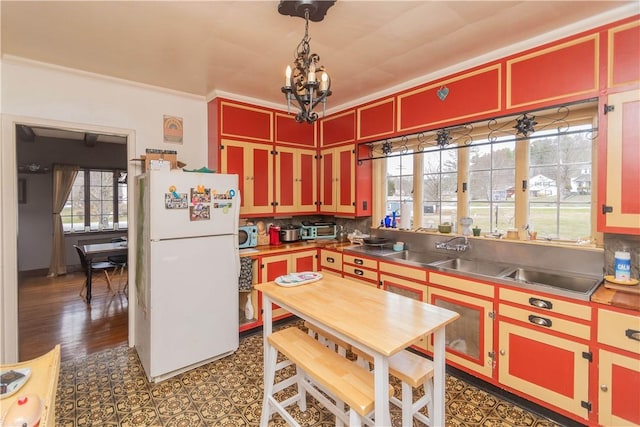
401 382 413 425
296 365 307 412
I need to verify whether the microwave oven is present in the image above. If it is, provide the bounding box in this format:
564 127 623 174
238 225 258 248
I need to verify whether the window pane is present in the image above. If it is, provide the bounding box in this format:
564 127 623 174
89 170 114 230
422 149 457 228
529 125 592 240
386 152 414 227
61 171 85 232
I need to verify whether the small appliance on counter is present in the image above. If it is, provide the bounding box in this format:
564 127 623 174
279 224 301 242
300 221 337 240
238 225 258 248
269 225 281 245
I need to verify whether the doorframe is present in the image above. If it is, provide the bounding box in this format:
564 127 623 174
1 114 137 363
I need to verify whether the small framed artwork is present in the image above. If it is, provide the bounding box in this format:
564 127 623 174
163 115 183 144
18 179 26 204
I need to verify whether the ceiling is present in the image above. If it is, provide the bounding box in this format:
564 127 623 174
2 1 638 114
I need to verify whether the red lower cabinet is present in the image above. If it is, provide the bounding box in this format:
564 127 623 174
596 307 640 426
498 321 591 421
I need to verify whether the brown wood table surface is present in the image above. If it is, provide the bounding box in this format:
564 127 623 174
256 274 460 426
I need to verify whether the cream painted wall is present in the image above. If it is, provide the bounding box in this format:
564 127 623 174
0 57 209 363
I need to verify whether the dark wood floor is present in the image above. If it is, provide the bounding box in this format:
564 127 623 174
18 270 128 362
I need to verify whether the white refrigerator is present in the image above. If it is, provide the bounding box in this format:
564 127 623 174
134 169 240 382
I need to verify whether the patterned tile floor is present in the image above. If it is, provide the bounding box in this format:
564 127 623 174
55 322 565 426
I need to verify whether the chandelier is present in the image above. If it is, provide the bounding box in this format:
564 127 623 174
279 0 335 124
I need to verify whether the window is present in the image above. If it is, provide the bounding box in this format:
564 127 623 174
386 151 414 225
378 102 596 243
423 148 458 228
62 168 127 232
528 125 592 240
469 138 515 233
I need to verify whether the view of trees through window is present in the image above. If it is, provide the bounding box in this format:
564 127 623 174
62 169 127 232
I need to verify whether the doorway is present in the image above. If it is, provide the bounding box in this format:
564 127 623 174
2 115 137 363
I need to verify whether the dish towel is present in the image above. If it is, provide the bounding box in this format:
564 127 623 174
238 257 253 291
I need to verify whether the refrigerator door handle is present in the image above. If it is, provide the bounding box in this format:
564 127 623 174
234 188 241 278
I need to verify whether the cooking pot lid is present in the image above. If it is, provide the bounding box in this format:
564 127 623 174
281 224 299 230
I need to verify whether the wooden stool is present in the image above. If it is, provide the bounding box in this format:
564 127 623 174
262 327 392 427
352 346 435 426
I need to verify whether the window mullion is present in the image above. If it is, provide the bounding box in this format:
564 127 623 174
83 169 91 228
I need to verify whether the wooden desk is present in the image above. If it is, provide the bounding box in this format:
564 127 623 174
256 275 460 426
83 242 127 303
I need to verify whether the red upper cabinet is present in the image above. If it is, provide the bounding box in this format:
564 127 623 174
357 97 396 142
598 90 640 235
607 20 640 89
275 112 317 147
397 64 502 133
219 100 273 143
506 34 599 110
320 110 356 147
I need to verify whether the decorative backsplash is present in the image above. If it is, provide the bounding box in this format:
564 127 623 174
604 233 639 279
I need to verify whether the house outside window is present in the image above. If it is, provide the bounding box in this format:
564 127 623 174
62 168 127 232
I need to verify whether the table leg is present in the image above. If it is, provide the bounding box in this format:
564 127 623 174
86 264 93 303
259 295 273 427
373 353 391 426
432 327 446 426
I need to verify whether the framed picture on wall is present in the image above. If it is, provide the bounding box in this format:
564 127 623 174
163 115 183 144
18 178 26 204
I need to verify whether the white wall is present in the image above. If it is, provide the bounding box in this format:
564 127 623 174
0 57 209 363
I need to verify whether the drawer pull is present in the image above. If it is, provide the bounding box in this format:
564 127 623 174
354 259 364 265
529 297 552 310
625 329 640 342
354 269 364 276
528 315 552 328
326 257 335 263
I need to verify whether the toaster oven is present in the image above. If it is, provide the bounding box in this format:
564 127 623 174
300 221 337 240
238 225 258 248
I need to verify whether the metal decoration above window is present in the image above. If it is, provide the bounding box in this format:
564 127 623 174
358 99 598 162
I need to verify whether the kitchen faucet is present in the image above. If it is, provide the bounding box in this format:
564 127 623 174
435 235 470 252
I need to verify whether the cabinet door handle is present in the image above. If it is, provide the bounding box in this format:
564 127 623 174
354 259 364 265
625 329 640 342
354 269 364 276
326 257 335 263
528 315 552 328
529 297 552 310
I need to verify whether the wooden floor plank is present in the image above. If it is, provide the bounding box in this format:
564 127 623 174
18 271 128 362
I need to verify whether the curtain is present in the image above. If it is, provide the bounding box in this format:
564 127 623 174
47 164 79 277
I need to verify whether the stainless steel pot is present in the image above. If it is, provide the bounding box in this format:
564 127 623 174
279 224 301 242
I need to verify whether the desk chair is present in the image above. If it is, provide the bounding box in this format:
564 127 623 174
108 237 128 295
74 245 115 300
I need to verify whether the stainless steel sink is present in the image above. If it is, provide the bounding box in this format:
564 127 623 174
433 258 514 277
383 251 452 265
504 268 602 294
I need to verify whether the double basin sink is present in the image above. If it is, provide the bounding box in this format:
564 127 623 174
345 246 603 301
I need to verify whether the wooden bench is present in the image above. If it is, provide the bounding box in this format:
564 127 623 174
263 326 393 427
304 320 352 357
352 346 434 426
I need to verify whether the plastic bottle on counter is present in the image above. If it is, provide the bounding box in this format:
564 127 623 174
614 251 631 281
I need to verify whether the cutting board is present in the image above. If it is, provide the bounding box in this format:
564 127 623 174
604 280 640 294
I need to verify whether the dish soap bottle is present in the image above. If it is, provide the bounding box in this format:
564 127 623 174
244 294 254 321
